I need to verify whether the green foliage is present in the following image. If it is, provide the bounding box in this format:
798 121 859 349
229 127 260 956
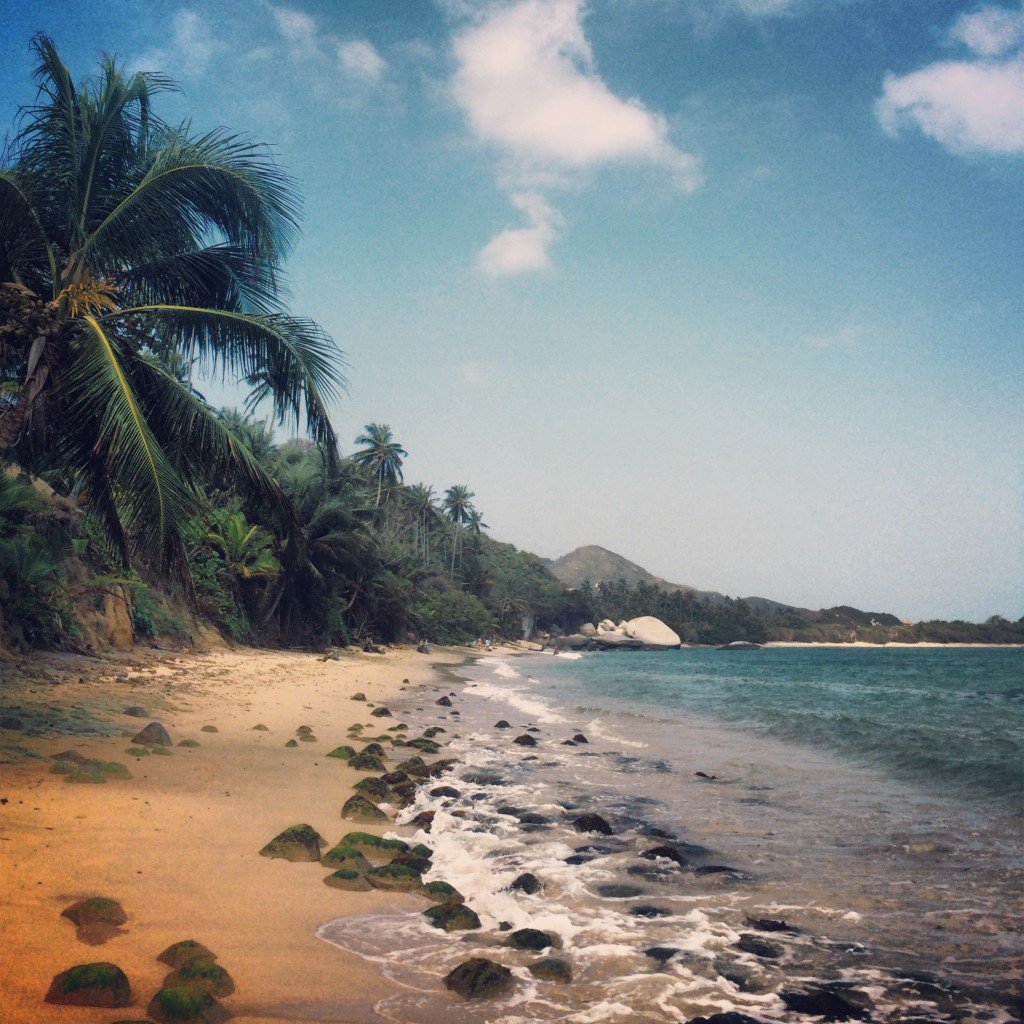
411 587 494 644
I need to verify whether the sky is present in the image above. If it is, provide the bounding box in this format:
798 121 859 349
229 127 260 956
2 0 1022 621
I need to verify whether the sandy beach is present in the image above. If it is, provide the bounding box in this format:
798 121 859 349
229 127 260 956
0 643 478 1024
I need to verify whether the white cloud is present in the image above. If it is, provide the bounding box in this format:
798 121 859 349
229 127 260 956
449 0 700 275
338 40 386 82
131 9 219 78
877 3 1024 156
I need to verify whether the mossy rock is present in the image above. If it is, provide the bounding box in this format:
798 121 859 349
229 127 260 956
298 734 317 742
407 738 441 755
348 723 365 732
132 722 172 747
528 957 572 984
45 962 131 1007
251 724 269 731
326 745 356 760
359 742 386 757
50 760 76 775
380 771 409 785
147 985 230 1023
423 903 482 932
50 749 89 764
151 746 174 756
409 843 432 858
164 958 235 997
66 760 133 784
422 727 445 738
444 957 514 1000
395 756 428 777
259 824 325 862
351 693 366 701
347 752 384 771
320 844 372 871
365 863 423 892
370 706 392 718
388 781 417 808
423 880 464 904
157 940 217 968
341 831 408 856
323 868 373 891
284 739 299 748
391 851 432 874
353 777 390 801
62 897 127 928
126 746 152 756
507 927 561 951
200 725 219 734
296 725 313 735
341 794 388 822
178 739 200 748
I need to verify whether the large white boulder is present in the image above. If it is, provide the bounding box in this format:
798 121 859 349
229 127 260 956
597 619 617 633
624 616 681 650
579 623 598 637
593 631 643 650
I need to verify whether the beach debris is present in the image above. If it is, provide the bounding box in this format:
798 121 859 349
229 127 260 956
163 958 235 997
571 813 614 835
528 957 572 984
348 751 385 771
131 722 172 747
507 928 561 951
147 985 230 1023
513 734 537 747
423 880 464 904
509 872 541 895
259 824 325 862
122 706 149 718
178 739 200 748
45 962 131 1007
370 706 392 718
341 794 388 822
745 915 799 933
200 725 218 733
251 723 269 731
365 862 424 892
429 785 459 798
353 776 390 801
321 844 372 872
780 985 874 1021
423 903 482 931
435 695 453 707
351 692 366 701
157 940 217 968
444 957 514 999
695 770 718 780
323 868 373 891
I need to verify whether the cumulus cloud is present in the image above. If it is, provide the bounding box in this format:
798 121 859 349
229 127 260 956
338 40 386 82
131 9 220 78
877 2 1024 156
449 0 700 276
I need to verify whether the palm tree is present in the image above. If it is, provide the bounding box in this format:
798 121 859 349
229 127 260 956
351 423 407 506
0 37 344 575
441 484 475 575
404 482 440 565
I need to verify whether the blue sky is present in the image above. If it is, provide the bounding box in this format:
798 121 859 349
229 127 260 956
2 0 1022 620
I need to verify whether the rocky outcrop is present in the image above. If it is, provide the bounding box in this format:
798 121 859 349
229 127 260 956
623 616 681 649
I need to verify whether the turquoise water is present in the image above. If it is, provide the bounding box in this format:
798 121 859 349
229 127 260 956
538 647 1024 806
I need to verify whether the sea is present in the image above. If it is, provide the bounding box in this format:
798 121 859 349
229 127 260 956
319 647 1024 1024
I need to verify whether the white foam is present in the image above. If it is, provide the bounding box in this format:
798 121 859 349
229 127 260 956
557 652 584 660
477 656 523 679
469 679 568 725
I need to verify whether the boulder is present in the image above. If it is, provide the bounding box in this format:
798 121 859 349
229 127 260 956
326 745 356 760
559 633 591 649
593 632 643 650
510 872 541 894
45 962 131 1007
321 843 372 872
251 724 269 731
163 958 235 997
780 986 873 1021
284 739 298 748
528 957 572 984
200 725 218 734
0 715 24 730
341 795 387 822
598 619 616 632
436 695 453 707
423 880 464 904
351 692 366 701
494 720 511 729
423 903 482 931
623 616 682 649
734 934 783 958
61 897 127 928
131 722 172 747
365 863 423 892
178 739 200 748
340 832 408 857
147 985 230 1023
323 868 372 891
122 706 149 718
429 785 460 798
571 733 589 743
157 940 217 968
348 752 385 771
353 777 390 802
444 957 514 1000
359 742 386 756
579 623 597 637
370 706 392 718
507 928 561 951
259 824 325 862
745 915 799 933
513 734 537 747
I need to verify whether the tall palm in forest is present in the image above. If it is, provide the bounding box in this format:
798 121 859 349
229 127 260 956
405 482 440 566
0 37 344 574
442 484 475 575
352 423 407 507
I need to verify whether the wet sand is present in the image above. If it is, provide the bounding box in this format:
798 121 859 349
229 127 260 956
0 644 480 1024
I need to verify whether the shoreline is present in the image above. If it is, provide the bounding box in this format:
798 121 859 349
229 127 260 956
0 643 489 1024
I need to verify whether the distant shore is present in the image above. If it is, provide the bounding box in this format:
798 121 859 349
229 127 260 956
761 640 1023 648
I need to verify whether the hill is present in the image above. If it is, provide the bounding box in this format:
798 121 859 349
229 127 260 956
546 545 705 595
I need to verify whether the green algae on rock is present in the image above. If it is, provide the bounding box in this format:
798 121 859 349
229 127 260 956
321 843 372 871
423 903 482 931
178 739 200 747
340 832 408 856
61 897 127 928
347 751 384 771
365 862 424 892
251 724 269 731
326 745 356 760
200 725 219 733
125 746 151 756
163 958 235 997
422 880 465 904
341 794 388 822
147 985 230 1023
443 957 513 999
157 940 217 968
323 868 373 891
259 824 325 862
353 777 390 801
45 962 131 1007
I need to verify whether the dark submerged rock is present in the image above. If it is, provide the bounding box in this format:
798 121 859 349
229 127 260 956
423 903 482 931
513 734 537 747
494 720 511 729
147 985 230 1023
259 824 325 861
781 986 874 1021
510 872 541 894
430 785 460 798
572 813 614 835
163 958 235 997
571 733 589 743
348 752 385 771
444 957 514 1000
688 1014 765 1024
507 927 561 951
528 957 572 984
45 962 131 1007
734 934 783 958
436 695 453 707
644 946 680 965
0 715 24 730
631 904 672 918
370 706 392 718
410 810 436 832
641 845 689 866
745 915 799 933
132 722 172 747
596 883 644 898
